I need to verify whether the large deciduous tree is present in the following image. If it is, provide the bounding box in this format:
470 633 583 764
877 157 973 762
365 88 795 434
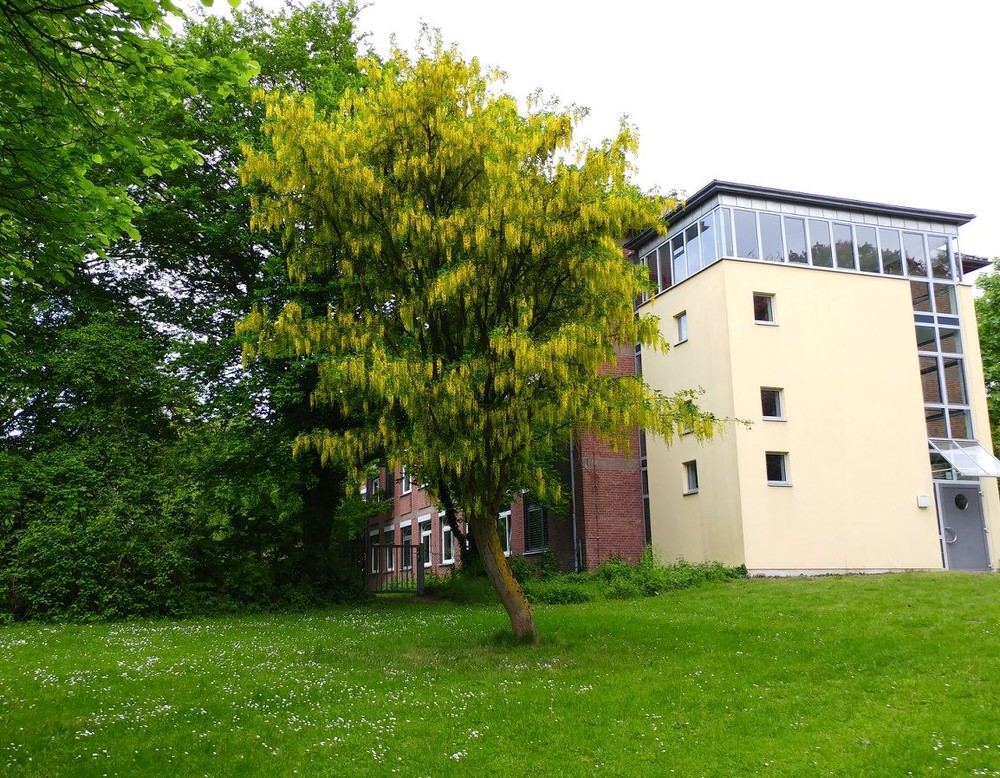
0 0 255 336
241 42 718 642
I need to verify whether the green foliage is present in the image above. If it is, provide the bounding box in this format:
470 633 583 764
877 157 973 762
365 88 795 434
0 3 373 621
426 550 745 606
520 551 746 605
0 0 257 334
976 261 1000 450
423 567 500 604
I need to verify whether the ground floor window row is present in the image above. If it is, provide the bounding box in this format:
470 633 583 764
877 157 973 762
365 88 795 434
636 206 960 302
367 501 550 574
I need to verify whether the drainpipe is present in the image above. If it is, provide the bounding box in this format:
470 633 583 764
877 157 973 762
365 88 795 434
569 434 580 572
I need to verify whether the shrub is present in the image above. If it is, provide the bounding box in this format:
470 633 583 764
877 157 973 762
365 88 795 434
523 577 591 605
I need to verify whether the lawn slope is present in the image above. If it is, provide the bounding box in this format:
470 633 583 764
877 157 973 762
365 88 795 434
1 573 998 776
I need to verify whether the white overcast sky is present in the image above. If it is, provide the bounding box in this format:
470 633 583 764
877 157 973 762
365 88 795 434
233 0 1000 259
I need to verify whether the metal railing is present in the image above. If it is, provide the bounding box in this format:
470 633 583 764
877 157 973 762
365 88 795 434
367 543 424 594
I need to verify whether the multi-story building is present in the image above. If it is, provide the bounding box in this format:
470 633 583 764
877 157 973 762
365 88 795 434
628 180 999 574
365 180 1000 586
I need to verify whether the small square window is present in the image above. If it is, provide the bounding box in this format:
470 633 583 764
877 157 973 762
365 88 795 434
753 293 775 323
766 452 789 485
675 311 688 344
684 460 699 494
761 388 783 419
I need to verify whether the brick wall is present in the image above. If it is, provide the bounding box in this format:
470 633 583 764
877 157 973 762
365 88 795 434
572 342 646 569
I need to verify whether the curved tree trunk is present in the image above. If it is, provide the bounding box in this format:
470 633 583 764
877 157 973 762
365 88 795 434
468 510 537 644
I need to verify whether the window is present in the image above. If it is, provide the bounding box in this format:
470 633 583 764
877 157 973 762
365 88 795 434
400 466 412 495
440 512 454 565
700 213 718 266
759 212 783 262
734 209 759 259
784 216 807 263
808 219 833 267
498 509 512 557
671 234 686 284
419 516 432 568
384 525 394 572
928 235 951 279
400 523 413 570
369 529 380 574
675 311 688 344
524 500 548 552
685 222 702 277
761 388 783 419
657 244 672 291
904 232 928 277
833 222 855 269
683 460 699 494
644 249 659 296
753 293 775 323
720 207 734 257
879 228 903 276
766 452 789 485
856 225 879 273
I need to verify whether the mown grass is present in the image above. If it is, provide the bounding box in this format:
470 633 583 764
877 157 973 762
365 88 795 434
2 573 999 776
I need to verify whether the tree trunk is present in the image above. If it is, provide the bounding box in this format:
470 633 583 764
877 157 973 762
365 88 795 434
468 510 537 644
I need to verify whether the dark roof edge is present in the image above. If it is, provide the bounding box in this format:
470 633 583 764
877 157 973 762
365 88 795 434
961 253 991 274
623 180 976 251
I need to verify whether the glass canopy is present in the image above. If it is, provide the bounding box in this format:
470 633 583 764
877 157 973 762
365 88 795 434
929 439 1000 478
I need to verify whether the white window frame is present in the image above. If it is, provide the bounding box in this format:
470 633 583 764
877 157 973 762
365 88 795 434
498 509 512 557
675 311 688 344
753 293 776 325
400 520 413 571
683 460 699 495
761 387 784 420
401 466 412 495
418 514 432 568
383 523 395 572
439 510 454 565
368 528 380 574
766 451 790 486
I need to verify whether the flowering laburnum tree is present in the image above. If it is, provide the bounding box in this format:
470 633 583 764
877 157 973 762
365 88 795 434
239 43 717 642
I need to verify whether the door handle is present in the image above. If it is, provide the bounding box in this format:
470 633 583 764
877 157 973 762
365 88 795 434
944 526 958 544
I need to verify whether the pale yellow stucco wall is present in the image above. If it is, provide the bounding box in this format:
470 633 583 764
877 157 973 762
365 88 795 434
640 266 745 566
639 257 997 572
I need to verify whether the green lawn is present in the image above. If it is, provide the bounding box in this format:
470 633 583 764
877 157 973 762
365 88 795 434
2 573 999 776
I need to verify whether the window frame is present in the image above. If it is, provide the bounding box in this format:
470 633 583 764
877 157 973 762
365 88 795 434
683 460 699 495
760 387 784 420
418 514 432 568
675 311 688 344
766 452 790 486
524 500 549 553
400 466 412 495
383 524 395 572
400 521 413 571
368 528 380 574
439 510 454 565
498 509 512 557
753 293 776 324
